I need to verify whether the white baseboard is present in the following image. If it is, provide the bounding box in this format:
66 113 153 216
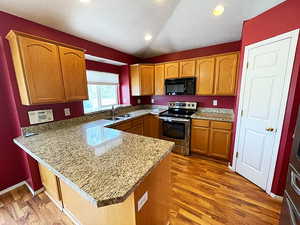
44 191 63 211
63 207 82 225
0 180 44 197
0 181 26 195
228 164 235 172
24 181 44 196
269 192 284 200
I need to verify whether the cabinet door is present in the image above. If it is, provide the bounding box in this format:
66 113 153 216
140 65 154 96
38 163 61 203
18 36 66 104
144 115 160 138
127 125 144 135
214 53 239 96
209 129 231 160
196 57 215 95
191 126 210 155
180 60 196 77
130 65 140 96
164 62 179 79
59 46 88 101
154 64 165 95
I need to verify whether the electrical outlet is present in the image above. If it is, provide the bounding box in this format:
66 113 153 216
137 98 141 104
213 100 218 106
64 108 71 116
151 98 155 104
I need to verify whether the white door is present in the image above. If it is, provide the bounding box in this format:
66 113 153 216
234 30 299 191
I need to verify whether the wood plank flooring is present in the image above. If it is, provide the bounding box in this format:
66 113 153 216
170 154 282 225
0 154 282 225
0 186 72 225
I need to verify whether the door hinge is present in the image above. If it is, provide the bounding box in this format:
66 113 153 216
236 152 239 158
246 62 249 69
241 110 244 117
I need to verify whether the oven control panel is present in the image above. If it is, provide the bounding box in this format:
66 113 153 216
168 102 197 110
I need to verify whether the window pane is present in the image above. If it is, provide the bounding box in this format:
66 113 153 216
100 85 118 106
83 85 99 113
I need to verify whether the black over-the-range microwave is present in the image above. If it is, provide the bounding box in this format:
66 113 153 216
165 77 196 95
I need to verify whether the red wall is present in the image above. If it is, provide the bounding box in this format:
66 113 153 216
0 11 138 191
233 0 300 195
145 41 241 109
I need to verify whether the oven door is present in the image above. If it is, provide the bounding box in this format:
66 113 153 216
159 117 191 155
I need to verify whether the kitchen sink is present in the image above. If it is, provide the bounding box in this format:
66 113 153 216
106 114 131 121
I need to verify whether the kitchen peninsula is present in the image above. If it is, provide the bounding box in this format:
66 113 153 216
13 110 174 225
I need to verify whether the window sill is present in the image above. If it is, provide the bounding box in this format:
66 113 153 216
84 104 132 115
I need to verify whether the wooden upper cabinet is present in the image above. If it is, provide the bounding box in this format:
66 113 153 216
164 62 179 79
196 57 215 95
140 65 154 95
214 53 239 96
7 33 66 105
154 64 165 95
6 30 87 105
180 60 196 77
59 46 88 101
130 64 154 96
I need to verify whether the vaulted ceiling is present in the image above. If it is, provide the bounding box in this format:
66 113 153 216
0 0 286 58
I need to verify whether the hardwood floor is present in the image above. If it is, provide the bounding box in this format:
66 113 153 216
0 186 72 225
0 154 282 225
170 154 282 225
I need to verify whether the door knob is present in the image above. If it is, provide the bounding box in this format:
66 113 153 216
266 128 274 132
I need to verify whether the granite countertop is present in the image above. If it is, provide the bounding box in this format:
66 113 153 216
13 111 174 208
191 108 235 122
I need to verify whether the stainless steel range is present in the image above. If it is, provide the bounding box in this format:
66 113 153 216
159 101 197 156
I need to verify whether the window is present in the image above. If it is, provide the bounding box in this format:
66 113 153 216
83 71 119 113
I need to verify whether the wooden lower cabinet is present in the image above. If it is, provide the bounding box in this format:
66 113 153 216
209 129 231 159
191 126 210 155
38 163 62 205
143 115 160 138
191 119 232 160
39 155 171 225
111 115 160 138
127 124 144 135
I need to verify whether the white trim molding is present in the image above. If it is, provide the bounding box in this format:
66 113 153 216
0 181 44 197
232 29 300 195
0 181 26 196
24 181 44 196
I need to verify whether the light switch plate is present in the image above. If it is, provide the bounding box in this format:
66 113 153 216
151 98 155 104
137 98 141 104
64 108 71 116
28 109 54 125
213 100 218 106
137 191 148 212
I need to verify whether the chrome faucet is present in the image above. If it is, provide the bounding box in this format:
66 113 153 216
112 105 116 119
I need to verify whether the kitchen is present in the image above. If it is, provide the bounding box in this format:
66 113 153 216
0 0 300 225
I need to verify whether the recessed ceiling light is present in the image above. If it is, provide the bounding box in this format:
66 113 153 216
213 5 225 16
144 34 153 41
80 0 90 3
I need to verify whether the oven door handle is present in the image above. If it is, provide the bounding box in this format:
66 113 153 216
159 117 190 123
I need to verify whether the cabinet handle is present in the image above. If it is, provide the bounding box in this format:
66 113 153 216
286 195 300 225
291 170 300 196
266 128 274 132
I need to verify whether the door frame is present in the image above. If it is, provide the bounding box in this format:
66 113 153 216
232 29 300 194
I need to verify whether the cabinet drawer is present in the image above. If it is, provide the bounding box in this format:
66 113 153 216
211 121 232 130
131 117 144 127
192 119 210 128
115 121 132 131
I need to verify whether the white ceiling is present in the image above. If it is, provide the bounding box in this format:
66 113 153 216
0 0 286 58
